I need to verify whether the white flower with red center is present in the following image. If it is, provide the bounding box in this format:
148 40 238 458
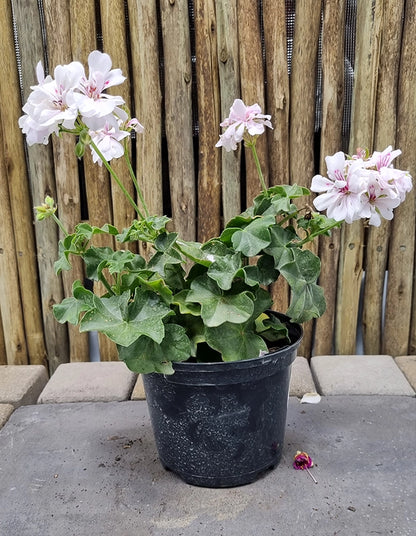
216 98 273 152
85 115 129 164
19 60 83 145
311 147 413 226
73 50 126 118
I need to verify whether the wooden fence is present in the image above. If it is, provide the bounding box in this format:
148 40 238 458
0 0 415 374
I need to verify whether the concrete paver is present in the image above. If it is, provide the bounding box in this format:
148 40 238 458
289 355 316 397
37 362 137 404
311 354 415 396
0 404 14 429
0 396 414 536
0 365 48 408
395 355 416 391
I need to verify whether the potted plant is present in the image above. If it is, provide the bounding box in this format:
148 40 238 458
20 51 412 487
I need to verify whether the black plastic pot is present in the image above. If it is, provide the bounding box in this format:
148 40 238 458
142 313 302 487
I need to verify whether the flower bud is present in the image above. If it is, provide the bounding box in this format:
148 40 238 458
75 140 86 158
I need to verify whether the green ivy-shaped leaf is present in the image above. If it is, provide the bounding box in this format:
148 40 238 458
53 281 94 324
79 289 172 347
231 214 276 257
117 323 191 374
186 274 254 327
205 321 267 361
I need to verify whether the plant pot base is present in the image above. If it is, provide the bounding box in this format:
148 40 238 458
143 313 302 488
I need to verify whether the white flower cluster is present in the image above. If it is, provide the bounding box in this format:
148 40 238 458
311 148 413 226
19 50 143 163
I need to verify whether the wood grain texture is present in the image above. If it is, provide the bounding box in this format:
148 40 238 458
314 0 345 355
160 0 196 240
238 0 268 206
289 0 321 357
13 0 69 372
362 0 404 354
0 0 46 365
335 0 383 354
43 0 90 362
194 0 221 241
383 0 416 356
216 0 241 223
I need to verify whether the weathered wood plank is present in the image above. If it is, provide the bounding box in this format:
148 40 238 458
13 0 69 372
383 0 416 356
263 0 290 315
289 0 321 357
160 0 196 240
0 310 7 365
215 0 241 224
335 0 383 354
100 0 137 244
194 0 221 241
314 0 345 355
43 0 90 362
127 0 163 259
0 113 28 365
362 0 404 354
69 0 118 362
238 0 268 205
0 0 46 365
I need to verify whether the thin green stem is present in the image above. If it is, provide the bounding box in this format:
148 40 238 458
98 272 115 296
52 213 69 237
123 144 150 217
297 220 342 247
248 141 268 193
89 139 144 219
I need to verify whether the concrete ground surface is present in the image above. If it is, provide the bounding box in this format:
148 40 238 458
0 396 415 536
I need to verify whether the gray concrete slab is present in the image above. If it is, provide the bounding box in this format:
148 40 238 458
311 354 415 396
0 397 414 536
37 362 137 404
0 365 48 408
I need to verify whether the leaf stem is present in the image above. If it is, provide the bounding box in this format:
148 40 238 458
123 143 150 217
89 139 144 219
52 213 69 237
248 140 268 193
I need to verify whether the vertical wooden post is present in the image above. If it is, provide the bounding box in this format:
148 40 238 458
43 0 90 362
216 0 241 224
335 0 383 354
100 0 137 247
238 0 268 205
160 0 196 241
128 0 163 258
0 0 46 365
194 0 221 241
0 113 28 365
289 0 322 357
263 0 291 314
13 0 69 373
363 0 405 354
314 0 345 355
383 0 416 356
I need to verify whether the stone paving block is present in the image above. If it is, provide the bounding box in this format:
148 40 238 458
395 356 416 391
131 374 146 400
289 356 316 397
0 365 49 408
0 404 14 429
311 355 415 396
37 362 137 404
